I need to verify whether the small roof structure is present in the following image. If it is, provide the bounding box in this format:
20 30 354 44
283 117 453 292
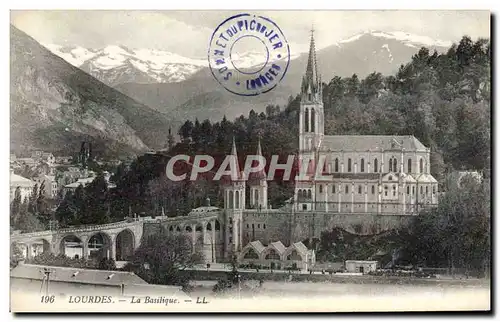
415 173 438 183
269 241 286 254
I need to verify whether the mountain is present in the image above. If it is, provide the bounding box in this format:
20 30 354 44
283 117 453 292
43 44 296 88
114 30 450 125
10 25 174 157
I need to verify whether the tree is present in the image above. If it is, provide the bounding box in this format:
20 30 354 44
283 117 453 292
84 173 110 224
98 258 117 270
10 187 22 226
10 242 25 268
37 181 51 228
166 127 175 151
123 233 202 288
55 190 78 227
403 174 490 276
178 120 194 143
14 196 44 233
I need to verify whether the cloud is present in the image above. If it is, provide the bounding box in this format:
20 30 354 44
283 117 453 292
10 10 490 58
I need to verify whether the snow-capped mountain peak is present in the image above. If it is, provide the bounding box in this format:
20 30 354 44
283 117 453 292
338 30 453 48
43 30 452 87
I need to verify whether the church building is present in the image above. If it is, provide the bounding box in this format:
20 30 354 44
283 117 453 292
293 30 438 215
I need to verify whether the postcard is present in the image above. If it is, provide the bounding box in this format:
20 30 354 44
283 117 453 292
9 10 491 313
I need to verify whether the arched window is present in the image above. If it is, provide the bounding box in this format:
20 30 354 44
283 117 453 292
304 108 309 132
406 186 410 194
228 190 234 209
360 158 365 172
374 158 378 173
394 159 398 172
311 108 316 132
412 186 415 195
358 185 362 194
332 185 336 193
384 185 388 196
307 190 312 199
420 158 424 173
335 158 339 172
389 157 397 172
371 185 375 194
393 185 396 196
254 190 259 205
407 159 412 173
345 185 349 194
235 191 240 209
319 185 323 193
420 186 423 195
425 186 429 195
348 158 352 172
433 186 436 194
243 249 259 259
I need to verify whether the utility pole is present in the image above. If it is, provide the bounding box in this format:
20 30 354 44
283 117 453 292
40 268 53 296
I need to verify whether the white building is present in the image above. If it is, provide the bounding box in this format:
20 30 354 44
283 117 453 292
34 174 58 199
10 171 34 202
345 260 378 274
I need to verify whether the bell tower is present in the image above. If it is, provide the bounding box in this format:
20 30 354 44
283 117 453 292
248 138 268 210
299 27 324 153
295 27 324 211
223 138 245 259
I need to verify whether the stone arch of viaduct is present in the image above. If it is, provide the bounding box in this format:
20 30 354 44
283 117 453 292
11 220 144 261
11 214 226 263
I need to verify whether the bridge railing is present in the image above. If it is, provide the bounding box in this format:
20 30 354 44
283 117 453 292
11 217 153 239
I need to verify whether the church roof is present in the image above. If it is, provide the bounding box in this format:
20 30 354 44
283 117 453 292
269 241 286 254
249 240 266 254
415 173 438 183
320 135 428 152
291 241 309 255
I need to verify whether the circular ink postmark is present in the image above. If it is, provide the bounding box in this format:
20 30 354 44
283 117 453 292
208 13 290 96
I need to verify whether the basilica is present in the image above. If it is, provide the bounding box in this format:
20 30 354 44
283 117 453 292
207 31 440 266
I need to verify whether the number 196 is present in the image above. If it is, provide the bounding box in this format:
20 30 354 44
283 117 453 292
41 295 55 303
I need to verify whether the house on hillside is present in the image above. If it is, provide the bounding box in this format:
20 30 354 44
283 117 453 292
10 171 34 202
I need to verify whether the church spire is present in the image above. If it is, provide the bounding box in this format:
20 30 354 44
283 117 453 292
230 136 242 179
305 26 318 86
301 26 321 101
256 137 263 156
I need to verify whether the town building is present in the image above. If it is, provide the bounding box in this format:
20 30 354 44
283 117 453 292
10 263 189 299
345 260 378 274
63 171 115 194
34 174 58 199
10 171 34 202
238 240 315 270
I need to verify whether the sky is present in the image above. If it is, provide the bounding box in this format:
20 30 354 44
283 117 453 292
10 10 490 58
